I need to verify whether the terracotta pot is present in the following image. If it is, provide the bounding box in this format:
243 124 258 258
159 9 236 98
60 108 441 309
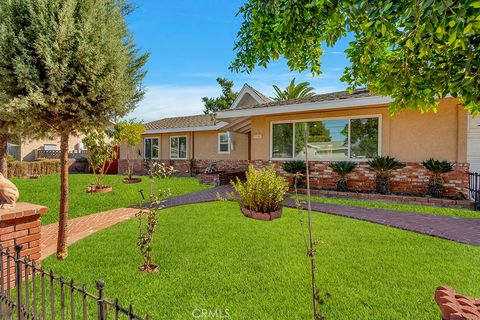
241 206 282 221
122 177 142 184
86 186 113 193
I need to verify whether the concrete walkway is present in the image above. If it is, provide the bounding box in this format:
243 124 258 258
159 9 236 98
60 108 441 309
41 186 480 259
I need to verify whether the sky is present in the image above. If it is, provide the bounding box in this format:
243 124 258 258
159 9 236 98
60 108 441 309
127 0 352 122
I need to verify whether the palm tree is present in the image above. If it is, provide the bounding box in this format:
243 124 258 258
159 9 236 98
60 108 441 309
271 78 316 101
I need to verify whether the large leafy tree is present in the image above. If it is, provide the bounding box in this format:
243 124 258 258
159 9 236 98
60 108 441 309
0 0 148 259
272 78 316 101
202 78 238 114
231 0 480 115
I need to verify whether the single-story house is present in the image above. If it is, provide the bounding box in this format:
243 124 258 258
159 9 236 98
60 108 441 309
119 84 480 197
8 135 87 162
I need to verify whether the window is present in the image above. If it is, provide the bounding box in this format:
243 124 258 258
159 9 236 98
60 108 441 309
144 138 159 159
218 133 230 154
170 136 187 159
271 116 380 160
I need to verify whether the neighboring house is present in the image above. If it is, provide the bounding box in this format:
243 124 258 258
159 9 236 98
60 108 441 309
121 84 479 197
8 135 87 162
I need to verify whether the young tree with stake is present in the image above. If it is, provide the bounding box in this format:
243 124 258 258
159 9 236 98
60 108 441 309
0 0 148 259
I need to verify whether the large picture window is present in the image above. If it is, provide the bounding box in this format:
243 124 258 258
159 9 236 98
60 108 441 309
170 136 187 159
144 138 159 159
271 116 380 160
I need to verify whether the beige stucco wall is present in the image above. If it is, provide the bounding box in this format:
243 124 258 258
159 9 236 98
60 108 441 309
20 134 86 161
125 130 249 161
250 97 468 163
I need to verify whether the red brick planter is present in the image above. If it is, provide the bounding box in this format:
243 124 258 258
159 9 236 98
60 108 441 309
122 178 142 184
86 186 113 193
435 286 480 319
241 207 282 221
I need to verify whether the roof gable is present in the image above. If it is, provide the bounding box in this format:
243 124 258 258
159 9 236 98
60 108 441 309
230 84 271 109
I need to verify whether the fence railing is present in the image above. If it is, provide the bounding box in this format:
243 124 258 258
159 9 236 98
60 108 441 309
0 244 149 320
468 172 479 211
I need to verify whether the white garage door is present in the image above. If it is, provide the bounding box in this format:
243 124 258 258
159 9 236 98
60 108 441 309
468 115 480 173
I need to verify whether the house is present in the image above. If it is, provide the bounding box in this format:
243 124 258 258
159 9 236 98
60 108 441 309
120 84 479 197
8 135 88 162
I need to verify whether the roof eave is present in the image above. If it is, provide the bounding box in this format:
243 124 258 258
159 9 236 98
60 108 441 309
217 95 392 119
144 121 228 134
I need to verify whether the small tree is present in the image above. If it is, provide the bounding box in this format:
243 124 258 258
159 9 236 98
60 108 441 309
116 120 145 181
330 161 358 192
422 158 453 198
83 130 117 191
0 0 148 259
136 162 175 272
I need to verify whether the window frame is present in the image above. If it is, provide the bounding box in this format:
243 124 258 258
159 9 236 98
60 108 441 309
270 114 382 161
218 132 231 154
143 137 160 160
169 135 188 160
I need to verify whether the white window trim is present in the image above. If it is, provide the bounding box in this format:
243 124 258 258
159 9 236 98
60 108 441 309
270 114 382 161
218 133 231 154
169 135 188 160
144 138 160 160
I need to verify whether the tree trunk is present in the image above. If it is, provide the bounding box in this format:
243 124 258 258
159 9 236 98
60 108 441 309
56 132 70 260
0 134 8 178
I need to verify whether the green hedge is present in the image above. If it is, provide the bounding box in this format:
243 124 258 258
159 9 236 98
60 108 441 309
7 159 74 178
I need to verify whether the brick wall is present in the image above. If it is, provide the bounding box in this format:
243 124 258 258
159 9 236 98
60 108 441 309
0 203 47 288
252 160 469 198
120 158 469 198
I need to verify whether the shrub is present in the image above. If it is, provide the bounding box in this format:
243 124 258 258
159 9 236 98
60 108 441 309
6 154 16 166
7 159 76 178
84 130 117 189
283 160 306 187
231 165 288 213
330 161 358 192
368 156 405 194
422 158 453 197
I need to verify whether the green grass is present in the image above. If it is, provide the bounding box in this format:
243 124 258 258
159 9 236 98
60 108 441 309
294 194 479 219
43 201 480 319
12 174 211 225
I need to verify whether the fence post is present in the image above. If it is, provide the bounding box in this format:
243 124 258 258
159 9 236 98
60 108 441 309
14 244 23 320
96 280 106 320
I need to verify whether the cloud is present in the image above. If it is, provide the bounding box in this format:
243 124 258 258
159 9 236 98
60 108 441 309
128 85 220 122
328 51 345 55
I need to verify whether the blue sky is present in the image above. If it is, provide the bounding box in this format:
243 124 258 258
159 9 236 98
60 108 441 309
127 0 351 122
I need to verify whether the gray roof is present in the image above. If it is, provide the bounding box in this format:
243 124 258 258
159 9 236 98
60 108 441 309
145 114 217 130
235 88 373 110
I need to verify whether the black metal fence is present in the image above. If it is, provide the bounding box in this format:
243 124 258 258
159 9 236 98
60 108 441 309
468 172 480 211
0 244 149 320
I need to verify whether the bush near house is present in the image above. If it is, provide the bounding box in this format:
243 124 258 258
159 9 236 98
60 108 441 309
231 165 288 214
368 156 405 194
330 161 358 192
282 160 306 187
422 158 454 198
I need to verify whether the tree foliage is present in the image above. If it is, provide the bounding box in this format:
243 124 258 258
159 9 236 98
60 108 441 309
202 78 238 114
115 119 145 180
84 130 118 189
272 78 316 101
231 0 480 115
0 0 148 259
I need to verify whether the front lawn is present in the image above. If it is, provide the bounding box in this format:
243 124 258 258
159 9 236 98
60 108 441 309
296 195 479 219
43 201 480 319
12 174 211 225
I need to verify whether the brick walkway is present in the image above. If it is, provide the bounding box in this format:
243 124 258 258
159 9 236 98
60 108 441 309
41 186 480 259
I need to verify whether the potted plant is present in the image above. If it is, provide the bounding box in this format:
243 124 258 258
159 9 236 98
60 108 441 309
368 156 405 194
422 158 453 197
330 161 358 191
282 160 306 187
230 165 288 221
115 120 145 183
84 130 117 193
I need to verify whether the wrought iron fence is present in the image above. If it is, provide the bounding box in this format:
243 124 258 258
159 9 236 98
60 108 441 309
0 244 149 320
468 172 479 211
